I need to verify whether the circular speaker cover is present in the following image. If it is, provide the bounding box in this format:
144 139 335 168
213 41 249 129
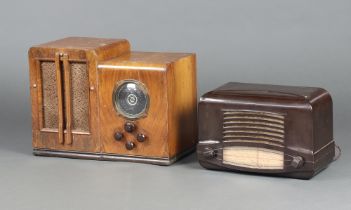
113 80 149 119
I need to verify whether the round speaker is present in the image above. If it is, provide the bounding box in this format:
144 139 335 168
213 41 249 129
113 80 149 119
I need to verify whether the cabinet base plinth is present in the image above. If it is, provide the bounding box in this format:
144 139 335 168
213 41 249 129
33 147 195 166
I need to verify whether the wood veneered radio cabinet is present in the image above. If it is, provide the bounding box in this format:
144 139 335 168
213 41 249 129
29 37 197 165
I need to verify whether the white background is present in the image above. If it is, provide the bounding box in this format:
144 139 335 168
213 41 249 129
0 0 350 209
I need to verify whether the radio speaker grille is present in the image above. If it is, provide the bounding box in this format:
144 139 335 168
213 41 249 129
40 61 89 132
222 109 285 169
41 61 58 129
70 63 89 132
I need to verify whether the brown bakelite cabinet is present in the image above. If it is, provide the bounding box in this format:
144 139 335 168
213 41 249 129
29 37 197 165
197 82 334 179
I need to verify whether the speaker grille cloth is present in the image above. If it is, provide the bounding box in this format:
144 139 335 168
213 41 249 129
70 62 89 132
40 61 89 132
41 61 58 129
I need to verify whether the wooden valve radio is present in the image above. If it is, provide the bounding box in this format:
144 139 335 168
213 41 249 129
29 37 197 165
197 82 335 179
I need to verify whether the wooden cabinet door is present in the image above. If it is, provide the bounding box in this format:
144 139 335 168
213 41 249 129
31 52 97 152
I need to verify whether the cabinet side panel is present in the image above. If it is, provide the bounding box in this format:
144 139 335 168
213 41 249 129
167 55 197 158
29 50 40 148
312 91 334 171
312 91 333 152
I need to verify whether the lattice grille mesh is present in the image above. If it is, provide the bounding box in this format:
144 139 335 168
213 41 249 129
70 63 89 132
41 61 58 129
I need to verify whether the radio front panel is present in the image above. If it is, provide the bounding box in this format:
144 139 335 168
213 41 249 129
197 103 312 174
98 67 169 158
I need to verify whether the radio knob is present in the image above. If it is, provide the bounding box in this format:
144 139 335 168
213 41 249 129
125 141 135 150
203 147 216 159
114 132 124 141
136 133 147 142
124 122 136 133
291 156 304 168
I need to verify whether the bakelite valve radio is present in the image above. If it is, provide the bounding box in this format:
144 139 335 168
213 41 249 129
197 82 335 179
29 37 197 165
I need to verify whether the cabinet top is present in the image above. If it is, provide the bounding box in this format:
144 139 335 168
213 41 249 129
201 82 330 104
33 37 128 50
98 51 195 70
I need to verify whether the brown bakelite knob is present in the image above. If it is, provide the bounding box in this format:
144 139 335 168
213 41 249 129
203 147 216 159
125 141 135 150
291 156 304 168
124 122 136 133
136 133 147 142
114 132 123 141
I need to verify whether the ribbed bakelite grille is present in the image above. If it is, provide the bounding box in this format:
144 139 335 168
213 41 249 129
222 109 285 169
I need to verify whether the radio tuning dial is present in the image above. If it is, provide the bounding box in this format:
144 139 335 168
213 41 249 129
125 141 135 150
124 122 136 133
113 80 149 119
136 133 147 142
114 132 124 141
